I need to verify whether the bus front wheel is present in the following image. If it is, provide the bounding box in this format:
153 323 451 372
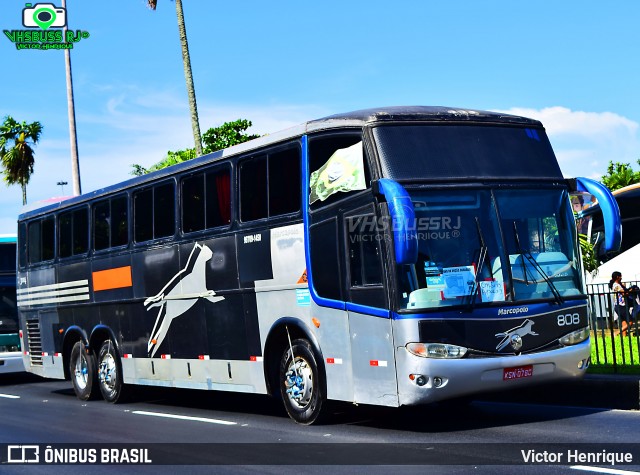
97 339 127 403
279 338 325 424
69 341 99 401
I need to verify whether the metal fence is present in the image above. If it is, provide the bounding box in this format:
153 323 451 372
587 280 640 370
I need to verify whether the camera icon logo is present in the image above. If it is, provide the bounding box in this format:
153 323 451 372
22 3 66 30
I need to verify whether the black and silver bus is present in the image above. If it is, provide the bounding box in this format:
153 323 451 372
16 107 621 423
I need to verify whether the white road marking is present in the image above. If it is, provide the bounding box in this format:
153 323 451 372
0 393 20 399
132 410 236 426
571 466 640 474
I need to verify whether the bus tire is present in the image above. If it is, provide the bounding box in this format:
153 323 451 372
69 341 100 401
279 338 326 425
97 339 127 403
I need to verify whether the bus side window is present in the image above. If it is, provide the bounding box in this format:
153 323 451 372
309 217 343 301
269 147 300 216
27 217 55 264
240 156 268 222
134 182 174 243
94 194 128 250
346 215 382 287
345 213 386 309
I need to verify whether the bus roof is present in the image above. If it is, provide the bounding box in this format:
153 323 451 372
18 106 544 220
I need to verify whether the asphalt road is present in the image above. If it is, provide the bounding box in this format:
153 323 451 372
1 373 639 475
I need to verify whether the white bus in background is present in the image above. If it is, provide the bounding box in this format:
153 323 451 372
582 183 640 285
0 234 24 374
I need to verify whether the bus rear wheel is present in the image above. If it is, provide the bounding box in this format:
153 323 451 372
279 338 325 424
97 339 127 403
69 341 99 401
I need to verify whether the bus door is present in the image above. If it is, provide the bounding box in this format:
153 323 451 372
343 204 398 407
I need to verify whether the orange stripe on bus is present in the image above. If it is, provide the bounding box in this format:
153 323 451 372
92 266 132 292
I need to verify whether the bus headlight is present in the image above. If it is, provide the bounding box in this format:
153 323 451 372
406 343 468 359
559 327 590 346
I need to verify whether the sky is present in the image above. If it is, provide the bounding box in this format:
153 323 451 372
1 0 640 232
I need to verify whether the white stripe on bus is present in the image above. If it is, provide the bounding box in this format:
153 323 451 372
17 286 90 301
131 410 236 426
0 394 20 399
16 279 89 295
570 465 640 475
17 294 90 307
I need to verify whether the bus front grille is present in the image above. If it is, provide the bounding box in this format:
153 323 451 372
26 320 43 366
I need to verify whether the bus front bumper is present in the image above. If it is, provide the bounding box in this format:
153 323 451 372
0 352 25 374
396 339 591 406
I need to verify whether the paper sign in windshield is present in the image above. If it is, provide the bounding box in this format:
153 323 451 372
480 280 505 302
442 266 475 298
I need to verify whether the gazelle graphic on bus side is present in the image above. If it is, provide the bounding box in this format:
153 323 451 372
145 243 224 357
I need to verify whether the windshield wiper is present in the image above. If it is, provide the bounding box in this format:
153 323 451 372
512 221 564 305
465 218 490 311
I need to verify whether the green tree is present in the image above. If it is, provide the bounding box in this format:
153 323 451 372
0 116 43 205
147 0 203 156
202 119 260 154
601 160 640 191
131 119 260 176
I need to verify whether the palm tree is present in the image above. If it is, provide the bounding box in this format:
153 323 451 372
0 116 43 205
147 0 203 157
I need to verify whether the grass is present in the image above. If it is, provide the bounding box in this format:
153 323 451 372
588 330 640 374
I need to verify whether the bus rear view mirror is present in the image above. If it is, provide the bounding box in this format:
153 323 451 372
374 179 418 265
574 177 622 253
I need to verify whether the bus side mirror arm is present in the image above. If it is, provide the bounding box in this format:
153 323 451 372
373 179 418 265
573 177 622 253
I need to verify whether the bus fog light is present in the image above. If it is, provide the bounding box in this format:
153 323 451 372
433 377 443 388
406 342 467 359
578 358 590 370
560 327 589 346
416 375 427 386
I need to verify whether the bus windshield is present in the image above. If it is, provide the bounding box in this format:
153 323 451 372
397 187 583 311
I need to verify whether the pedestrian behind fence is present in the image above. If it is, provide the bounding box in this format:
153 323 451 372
609 271 634 336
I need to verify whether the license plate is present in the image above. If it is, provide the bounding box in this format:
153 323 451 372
503 365 533 381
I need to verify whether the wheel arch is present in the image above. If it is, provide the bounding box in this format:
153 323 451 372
61 326 88 380
263 317 326 397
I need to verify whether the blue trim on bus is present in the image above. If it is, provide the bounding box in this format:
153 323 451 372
0 236 17 243
392 300 588 320
302 135 345 312
302 135 390 319
576 177 622 252
346 302 390 318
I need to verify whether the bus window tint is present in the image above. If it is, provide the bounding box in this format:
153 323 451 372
28 221 42 264
59 211 73 258
205 167 231 228
73 209 88 255
134 189 153 242
240 157 268 221
269 148 300 216
93 200 110 250
182 174 205 233
135 183 175 242
154 183 175 238
94 195 128 250
59 209 88 258
111 196 129 247
346 215 382 287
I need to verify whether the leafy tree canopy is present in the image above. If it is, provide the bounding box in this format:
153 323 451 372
131 119 259 176
601 159 640 191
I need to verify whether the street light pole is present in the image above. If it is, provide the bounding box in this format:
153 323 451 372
61 0 82 196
